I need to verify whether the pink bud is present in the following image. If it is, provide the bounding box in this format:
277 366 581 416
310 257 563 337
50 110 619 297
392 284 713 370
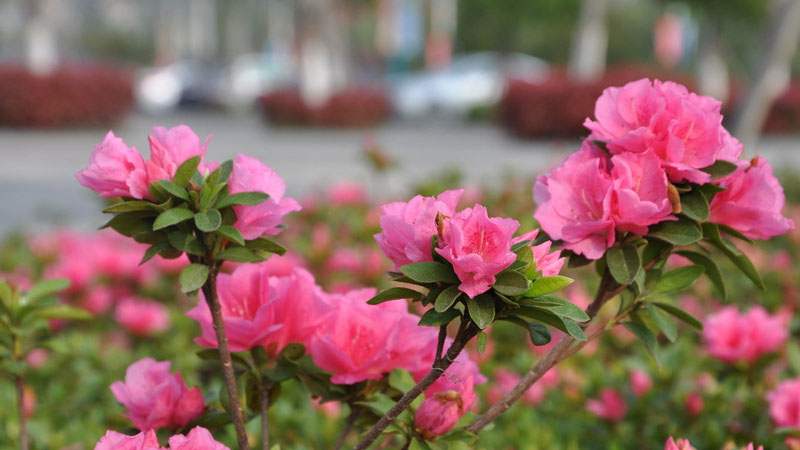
586 388 627 422
630 370 653 397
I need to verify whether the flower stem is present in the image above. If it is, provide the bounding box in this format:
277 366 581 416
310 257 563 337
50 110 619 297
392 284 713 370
16 373 28 450
260 377 272 450
354 319 477 450
464 269 622 433
201 264 251 450
333 406 361 450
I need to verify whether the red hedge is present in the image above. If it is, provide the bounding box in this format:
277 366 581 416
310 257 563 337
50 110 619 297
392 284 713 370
0 64 133 128
258 87 390 128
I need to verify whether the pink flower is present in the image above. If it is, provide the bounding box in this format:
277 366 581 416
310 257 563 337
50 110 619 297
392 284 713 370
584 78 741 183
685 392 703 416
745 444 764 450
94 429 162 450
534 144 616 260
609 150 674 235
228 154 301 240
487 367 558 406
586 388 627 422
513 229 566 277
81 286 115 315
630 370 653 397
115 297 170 337
188 264 326 353
310 289 437 384
709 157 794 240
167 427 229 450
664 437 692 450
77 131 150 199
436 204 519 298
767 377 800 428
145 125 213 185
374 190 463 270
326 181 368 205
703 306 789 364
415 353 485 439
110 358 205 431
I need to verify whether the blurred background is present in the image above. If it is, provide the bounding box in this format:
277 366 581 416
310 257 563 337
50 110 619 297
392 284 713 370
3 0 800 231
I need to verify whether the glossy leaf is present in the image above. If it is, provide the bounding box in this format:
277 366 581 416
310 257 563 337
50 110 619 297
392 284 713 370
606 244 641 284
179 264 209 293
367 287 424 305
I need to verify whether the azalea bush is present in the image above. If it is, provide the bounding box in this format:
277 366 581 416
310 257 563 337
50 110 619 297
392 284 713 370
1 77 798 450
257 87 391 128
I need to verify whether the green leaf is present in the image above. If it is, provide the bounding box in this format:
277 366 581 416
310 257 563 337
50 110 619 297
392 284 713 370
418 308 459 326
702 223 765 290
217 247 264 263
153 208 195 230
140 242 170 264
367 287 424 305
511 239 533 252
675 250 726 299
434 285 462 312
180 264 209 293
102 211 155 237
33 305 92 320
718 224 754 243
623 321 660 367
167 231 205 256
173 155 202 187
606 244 641 284
644 302 677 342
527 322 551 346
102 200 160 213
493 271 529 296
652 265 705 294
641 239 670 265
245 237 287 256
680 188 709 222
700 160 738 179
388 369 416 393
148 181 170 203
648 217 702 246
157 180 191 201
400 262 459 284
515 308 587 341
466 294 495 329
217 191 270 209
652 302 703 330
476 330 487 355
216 225 245 246
26 278 70 304
521 296 590 322
194 209 222 232
525 275 574 297
218 160 234 183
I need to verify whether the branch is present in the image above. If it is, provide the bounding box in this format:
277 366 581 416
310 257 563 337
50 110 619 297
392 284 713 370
354 319 477 450
333 406 361 450
201 261 251 450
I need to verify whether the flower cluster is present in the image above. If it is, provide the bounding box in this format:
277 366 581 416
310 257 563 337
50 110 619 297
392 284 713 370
95 426 228 450
375 189 565 298
535 78 794 259
703 306 789 365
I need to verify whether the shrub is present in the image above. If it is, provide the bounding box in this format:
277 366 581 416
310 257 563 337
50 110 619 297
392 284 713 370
257 86 390 128
0 64 133 128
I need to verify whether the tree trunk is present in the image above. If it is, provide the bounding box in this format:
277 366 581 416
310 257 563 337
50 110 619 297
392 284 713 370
733 0 800 150
568 0 609 81
23 0 57 75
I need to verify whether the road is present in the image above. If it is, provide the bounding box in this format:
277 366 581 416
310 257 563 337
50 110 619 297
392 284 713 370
1 111 798 233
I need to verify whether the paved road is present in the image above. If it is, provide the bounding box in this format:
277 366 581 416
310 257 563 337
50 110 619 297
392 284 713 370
1 111 799 233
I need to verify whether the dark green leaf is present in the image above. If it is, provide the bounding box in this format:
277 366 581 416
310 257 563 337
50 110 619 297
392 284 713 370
217 191 270 209
418 308 460 326
606 244 641 284
194 209 222 232
216 225 245 246
718 224 754 243
466 294 495 329
246 238 287 256
652 302 703 330
493 270 529 296
476 330 487 355
527 322 551 346
102 200 160 214
400 261 459 284
644 302 677 342
521 296 590 322
173 155 202 187
675 250 726 299
167 231 205 256
434 285 462 312
680 188 709 222
702 223 765 290
180 264 209 293
623 321 660 367
700 160 738 179
367 287 424 305
648 217 702 246
652 265 705 294
153 208 195 230
217 247 264 263
218 160 234 183
641 239 670 265
510 239 532 252
157 180 191 201
101 211 154 237
140 242 171 265
515 308 587 341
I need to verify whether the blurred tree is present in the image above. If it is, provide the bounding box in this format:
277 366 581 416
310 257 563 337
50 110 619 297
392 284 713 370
569 0 609 80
